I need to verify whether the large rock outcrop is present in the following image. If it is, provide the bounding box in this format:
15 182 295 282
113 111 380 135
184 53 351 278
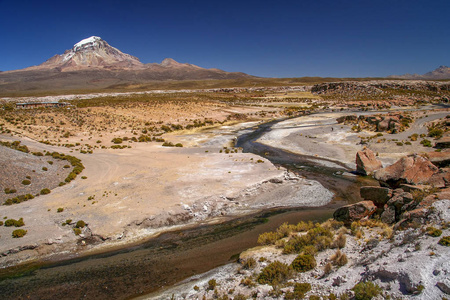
374 154 439 187
355 149 383 176
360 186 392 207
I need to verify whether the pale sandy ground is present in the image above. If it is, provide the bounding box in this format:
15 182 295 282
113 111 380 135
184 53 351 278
0 121 333 267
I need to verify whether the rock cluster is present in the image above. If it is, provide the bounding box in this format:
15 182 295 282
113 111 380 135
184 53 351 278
312 80 450 95
337 113 412 133
337 152 450 226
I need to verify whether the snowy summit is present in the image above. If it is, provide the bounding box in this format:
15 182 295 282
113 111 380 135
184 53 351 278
73 36 103 52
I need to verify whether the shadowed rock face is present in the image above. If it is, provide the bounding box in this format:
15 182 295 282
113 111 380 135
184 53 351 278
374 154 439 187
333 200 377 223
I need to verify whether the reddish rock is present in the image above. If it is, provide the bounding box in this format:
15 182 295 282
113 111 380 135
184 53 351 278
374 154 439 186
360 186 392 207
399 184 428 193
333 201 377 223
426 151 450 167
427 170 450 188
356 149 383 175
437 187 450 200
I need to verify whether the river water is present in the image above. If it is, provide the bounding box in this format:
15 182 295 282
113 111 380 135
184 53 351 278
0 116 375 300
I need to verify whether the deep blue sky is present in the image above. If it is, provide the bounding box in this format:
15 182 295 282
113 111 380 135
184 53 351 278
0 0 449 77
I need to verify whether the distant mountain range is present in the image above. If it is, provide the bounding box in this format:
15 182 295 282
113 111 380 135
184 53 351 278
389 65 450 80
0 36 252 94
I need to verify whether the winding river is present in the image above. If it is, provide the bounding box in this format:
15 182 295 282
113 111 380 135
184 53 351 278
0 116 375 300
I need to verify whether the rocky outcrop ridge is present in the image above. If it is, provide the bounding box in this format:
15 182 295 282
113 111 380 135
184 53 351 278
337 113 413 133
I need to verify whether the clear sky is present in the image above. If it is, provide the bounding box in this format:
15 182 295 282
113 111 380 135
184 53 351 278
0 0 449 77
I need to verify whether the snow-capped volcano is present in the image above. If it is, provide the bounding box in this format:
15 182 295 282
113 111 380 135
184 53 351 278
0 36 252 92
37 36 144 70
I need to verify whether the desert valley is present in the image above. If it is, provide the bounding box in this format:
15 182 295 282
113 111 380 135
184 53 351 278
0 36 449 300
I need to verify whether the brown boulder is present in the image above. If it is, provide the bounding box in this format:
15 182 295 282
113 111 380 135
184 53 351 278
426 151 450 167
427 170 450 188
381 206 396 224
436 187 450 200
360 186 392 207
333 201 377 223
374 154 439 186
356 149 383 175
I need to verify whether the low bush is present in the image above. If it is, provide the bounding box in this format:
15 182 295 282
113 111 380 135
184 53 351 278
352 281 382 300
207 279 217 290
4 188 17 194
111 138 123 144
257 261 291 286
438 236 450 246
291 254 316 272
5 218 25 227
12 229 27 238
331 233 347 248
242 257 256 269
21 179 31 185
57 207 64 213
285 282 311 299
420 139 432 147
40 188 51 195
257 231 282 245
73 228 82 235
426 226 442 237
76 220 86 228
330 249 348 266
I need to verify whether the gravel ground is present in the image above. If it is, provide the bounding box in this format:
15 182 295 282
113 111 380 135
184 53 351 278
0 145 71 203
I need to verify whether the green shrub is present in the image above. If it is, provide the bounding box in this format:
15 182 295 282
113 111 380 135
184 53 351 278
42 167 48 171
76 220 86 228
57 207 64 213
257 261 291 286
111 138 123 144
4 188 17 194
428 127 443 139
73 228 82 235
40 188 51 195
207 279 217 290
175 143 183 147
285 282 312 299
291 254 316 272
438 236 450 246
4 218 25 227
420 139 432 147
352 281 382 300
12 229 27 238
21 179 31 185
257 231 282 245
426 226 442 237
410 133 419 141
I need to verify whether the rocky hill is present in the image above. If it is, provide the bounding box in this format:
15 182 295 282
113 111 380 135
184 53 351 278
390 66 450 80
